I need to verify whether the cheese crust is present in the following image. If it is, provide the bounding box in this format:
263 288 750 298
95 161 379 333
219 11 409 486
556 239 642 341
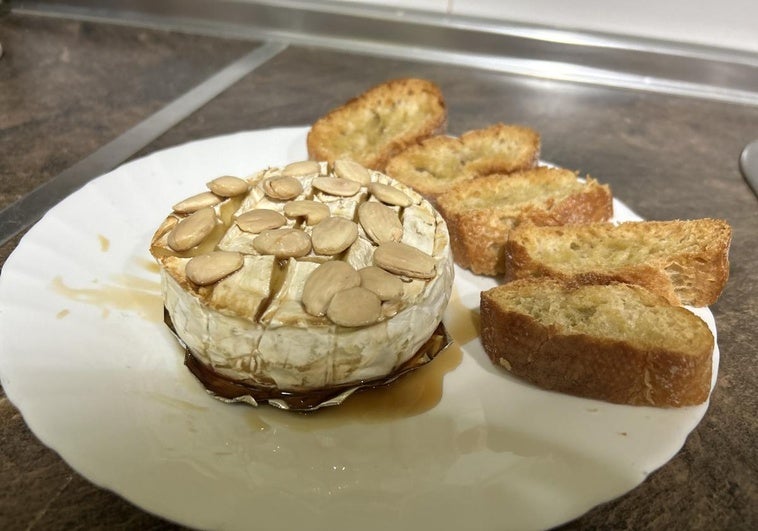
151 162 453 391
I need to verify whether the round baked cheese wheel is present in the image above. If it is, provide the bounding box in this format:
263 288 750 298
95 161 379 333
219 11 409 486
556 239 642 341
150 160 454 394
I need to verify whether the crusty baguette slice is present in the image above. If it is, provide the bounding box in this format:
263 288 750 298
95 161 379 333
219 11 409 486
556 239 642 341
504 218 731 307
480 279 714 407
384 123 540 198
436 167 613 276
306 78 446 171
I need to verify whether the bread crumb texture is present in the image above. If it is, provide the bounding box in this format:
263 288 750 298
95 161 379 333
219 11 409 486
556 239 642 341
480 279 714 407
307 78 447 172
504 218 732 306
385 123 540 197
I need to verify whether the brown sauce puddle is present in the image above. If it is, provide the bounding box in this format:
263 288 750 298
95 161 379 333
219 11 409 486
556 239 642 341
270 340 464 431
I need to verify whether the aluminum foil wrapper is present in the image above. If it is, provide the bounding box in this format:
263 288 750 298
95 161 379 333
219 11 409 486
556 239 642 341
165 309 452 411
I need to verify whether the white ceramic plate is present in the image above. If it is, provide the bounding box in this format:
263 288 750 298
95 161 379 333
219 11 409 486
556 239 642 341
0 127 718 531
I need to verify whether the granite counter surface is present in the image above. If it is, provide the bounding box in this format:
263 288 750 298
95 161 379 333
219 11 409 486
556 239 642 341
1 12 756 531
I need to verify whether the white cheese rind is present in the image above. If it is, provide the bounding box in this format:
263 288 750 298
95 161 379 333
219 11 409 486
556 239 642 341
162 249 452 390
154 163 453 391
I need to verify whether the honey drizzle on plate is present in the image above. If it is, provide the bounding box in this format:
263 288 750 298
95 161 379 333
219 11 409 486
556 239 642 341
51 245 163 322
247 340 463 432
52 275 163 322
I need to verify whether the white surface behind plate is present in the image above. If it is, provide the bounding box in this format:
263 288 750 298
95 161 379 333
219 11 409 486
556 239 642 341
0 127 718 531
322 0 758 53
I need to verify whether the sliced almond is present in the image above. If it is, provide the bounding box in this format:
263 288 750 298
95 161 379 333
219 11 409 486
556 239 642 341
253 228 312 258
281 160 321 177
263 175 303 200
207 176 249 197
283 200 330 225
236 209 287 233
167 207 218 251
327 287 382 327
358 202 403 244
312 176 361 197
369 182 413 207
172 192 222 214
374 241 436 279
359 266 404 301
185 251 244 286
311 217 359 255
302 261 361 316
153 215 178 243
333 160 371 186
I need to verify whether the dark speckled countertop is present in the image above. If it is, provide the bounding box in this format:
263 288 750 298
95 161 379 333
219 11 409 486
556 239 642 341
1 9 757 531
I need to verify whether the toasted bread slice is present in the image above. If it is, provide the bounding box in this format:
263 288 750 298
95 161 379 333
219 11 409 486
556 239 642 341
306 78 446 171
384 123 540 198
480 278 714 407
504 219 731 307
436 167 613 276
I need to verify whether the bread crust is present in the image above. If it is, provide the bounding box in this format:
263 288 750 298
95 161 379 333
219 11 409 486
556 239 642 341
480 280 714 407
437 168 613 276
385 123 540 198
306 78 446 171
503 219 732 306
